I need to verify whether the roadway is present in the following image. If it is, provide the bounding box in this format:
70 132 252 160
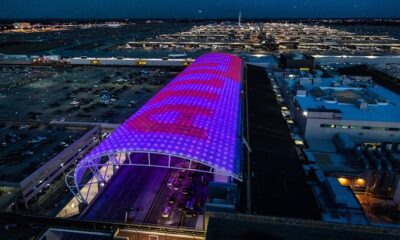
83 154 209 228
83 163 170 222
145 167 209 228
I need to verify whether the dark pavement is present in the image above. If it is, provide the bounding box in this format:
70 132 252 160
83 164 169 222
246 64 320 219
83 154 208 228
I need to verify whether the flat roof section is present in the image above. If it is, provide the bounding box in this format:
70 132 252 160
246 64 320 219
206 216 400 240
296 85 400 122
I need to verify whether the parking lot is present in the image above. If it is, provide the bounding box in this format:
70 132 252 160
0 123 88 183
0 65 178 124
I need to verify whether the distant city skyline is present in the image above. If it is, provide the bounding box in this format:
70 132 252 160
0 0 399 19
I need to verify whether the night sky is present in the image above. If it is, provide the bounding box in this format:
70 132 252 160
0 0 399 19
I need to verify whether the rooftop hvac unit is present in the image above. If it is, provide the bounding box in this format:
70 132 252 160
384 142 393 152
333 133 355 150
296 89 307 97
356 99 368 110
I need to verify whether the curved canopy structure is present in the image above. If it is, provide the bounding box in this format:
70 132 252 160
69 53 243 202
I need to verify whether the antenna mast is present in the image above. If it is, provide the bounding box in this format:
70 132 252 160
238 10 242 26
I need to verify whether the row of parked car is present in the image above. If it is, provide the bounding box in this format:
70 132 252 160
162 161 209 219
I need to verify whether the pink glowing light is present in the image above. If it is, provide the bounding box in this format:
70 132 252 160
76 53 242 179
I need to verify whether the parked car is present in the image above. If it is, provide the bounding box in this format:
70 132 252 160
162 206 172 218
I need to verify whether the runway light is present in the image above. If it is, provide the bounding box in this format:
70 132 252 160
338 177 349 186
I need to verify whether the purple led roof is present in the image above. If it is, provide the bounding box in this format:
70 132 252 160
78 53 243 178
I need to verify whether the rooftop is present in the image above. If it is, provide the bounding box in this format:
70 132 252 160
296 83 400 122
206 213 400 240
246 64 320 219
76 53 243 181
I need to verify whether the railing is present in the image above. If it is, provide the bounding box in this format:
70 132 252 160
66 152 223 204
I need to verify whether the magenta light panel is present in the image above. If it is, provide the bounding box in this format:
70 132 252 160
78 53 243 179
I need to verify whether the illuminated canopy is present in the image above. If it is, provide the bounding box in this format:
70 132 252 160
73 53 243 190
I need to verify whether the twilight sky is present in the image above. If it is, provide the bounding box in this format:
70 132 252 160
0 0 399 19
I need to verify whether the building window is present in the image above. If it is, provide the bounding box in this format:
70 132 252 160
320 124 399 132
370 127 385 131
320 124 336 128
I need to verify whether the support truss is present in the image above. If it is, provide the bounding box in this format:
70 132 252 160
66 151 241 204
